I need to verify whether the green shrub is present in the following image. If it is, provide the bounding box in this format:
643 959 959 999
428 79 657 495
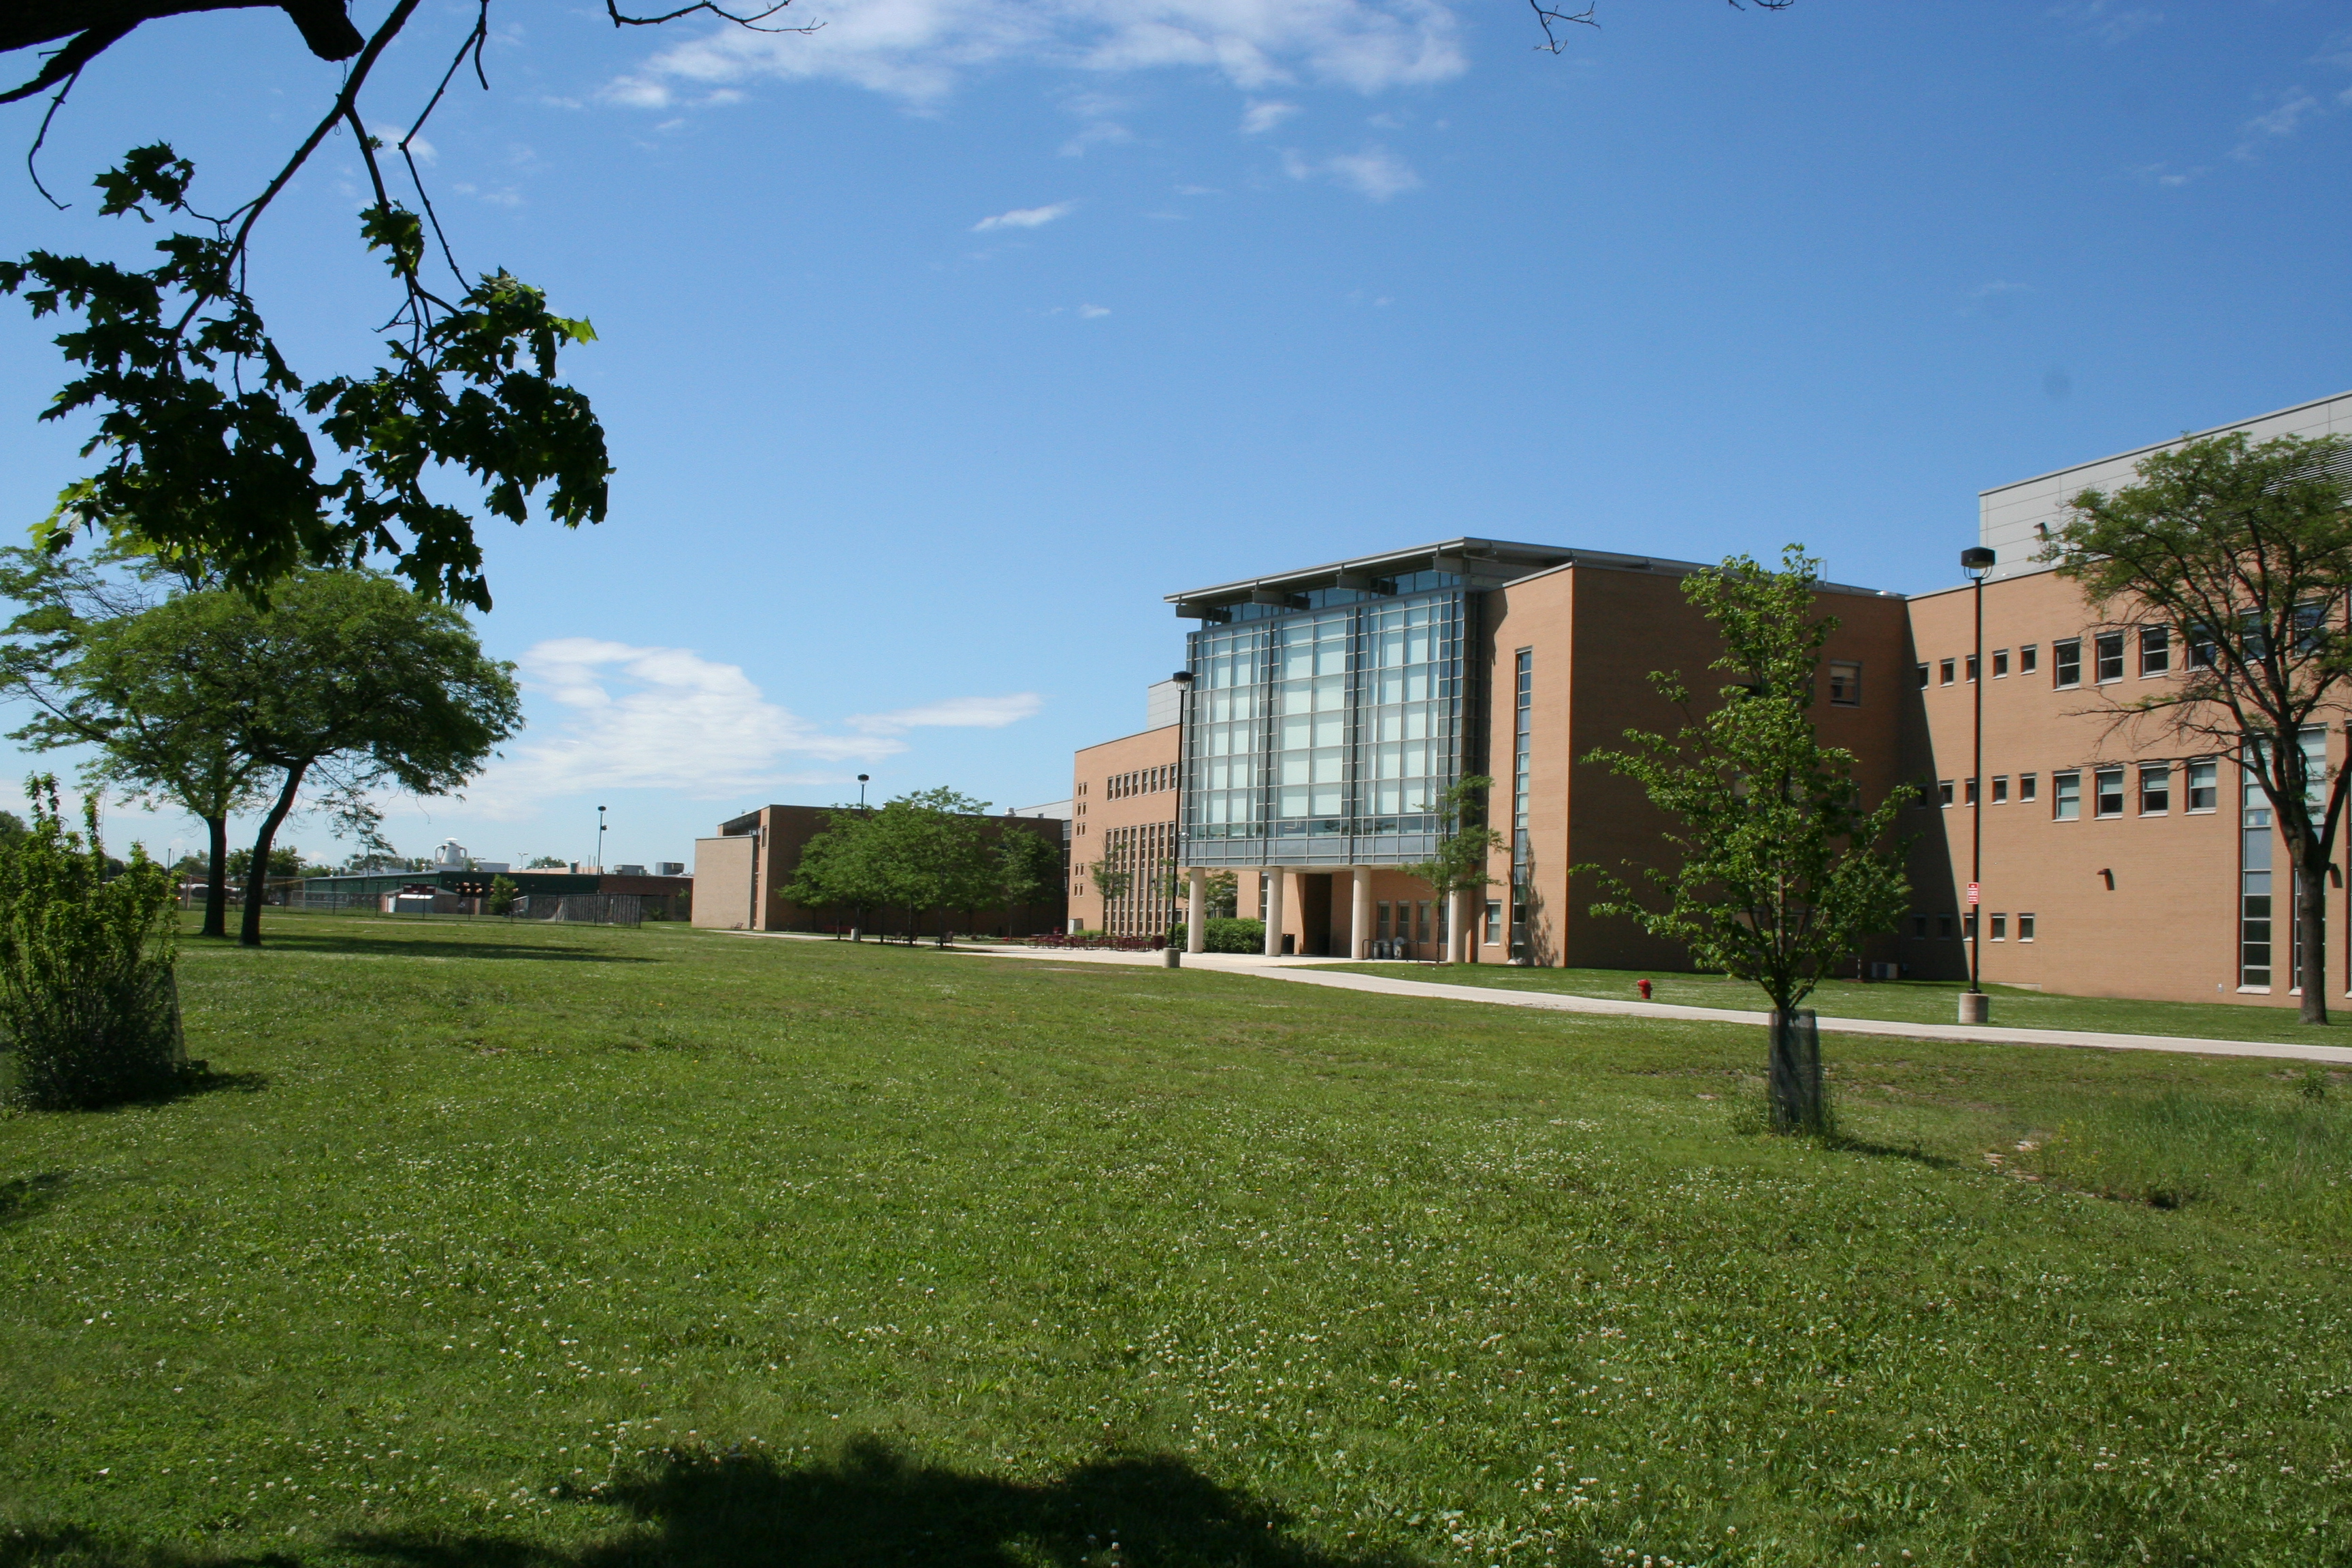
1204 917 1264 953
0 777 184 1111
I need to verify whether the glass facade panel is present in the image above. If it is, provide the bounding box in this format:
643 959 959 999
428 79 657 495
1180 589 1472 867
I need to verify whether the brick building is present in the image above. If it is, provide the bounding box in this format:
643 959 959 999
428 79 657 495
1068 389 2352 1006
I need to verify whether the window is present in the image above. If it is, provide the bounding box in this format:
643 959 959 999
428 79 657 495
2053 771 2080 820
1377 900 1392 941
2019 772 2038 802
1965 777 1979 806
1991 775 2009 804
2095 766 2125 817
2243 740 2277 988
1938 779 1955 807
2140 625 2169 676
2095 632 2125 683
1962 912 1977 941
1911 914 1928 939
1965 654 1980 683
2053 640 2080 687
1415 900 1433 944
2139 764 2169 815
1828 661 1861 706
2187 759 2218 812
2017 912 2036 942
1484 899 1503 945
2020 644 2039 675
1989 913 2007 941
2188 626 2217 668
1915 663 1930 689
1993 648 2010 678
1940 659 1955 686
1937 913 1955 940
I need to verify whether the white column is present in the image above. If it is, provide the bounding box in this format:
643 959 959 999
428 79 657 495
1262 868 1286 957
1186 868 1207 953
1350 866 1373 960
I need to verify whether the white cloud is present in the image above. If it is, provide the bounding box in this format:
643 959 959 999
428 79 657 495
1284 144 1418 199
2234 88 2325 159
601 0 1465 109
371 125 436 163
850 692 1045 733
2050 1 2161 47
973 200 1075 231
1060 120 1132 154
1078 302 1111 317
1240 98 1301 133
464 639 1038 817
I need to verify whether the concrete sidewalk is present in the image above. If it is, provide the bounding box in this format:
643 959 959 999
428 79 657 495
716 930 2352 1066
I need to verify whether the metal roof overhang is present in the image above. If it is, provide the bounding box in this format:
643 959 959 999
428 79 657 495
1164 537 1742 617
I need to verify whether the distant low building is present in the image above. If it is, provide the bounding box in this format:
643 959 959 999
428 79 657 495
299 866 693 917
691 804 1067 936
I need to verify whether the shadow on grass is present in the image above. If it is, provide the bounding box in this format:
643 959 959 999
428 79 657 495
0 1444 1415 1568
348 1440 1419 1568
0 1171 70 1227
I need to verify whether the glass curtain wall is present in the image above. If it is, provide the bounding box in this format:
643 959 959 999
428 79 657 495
1181 587 1471 868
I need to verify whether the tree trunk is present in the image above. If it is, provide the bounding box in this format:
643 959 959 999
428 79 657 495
239 764 308 948
1767 1008 1825 1134
2295 854 2330 1025
201 814 230 938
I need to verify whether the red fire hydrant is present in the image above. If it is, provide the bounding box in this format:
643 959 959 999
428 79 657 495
1637 978 1653 1000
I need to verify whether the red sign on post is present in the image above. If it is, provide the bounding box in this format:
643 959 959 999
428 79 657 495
1966 882 1980 906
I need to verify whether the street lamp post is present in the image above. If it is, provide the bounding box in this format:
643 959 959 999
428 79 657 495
1167 670 1196 967
858 773 870 813
596 805 607 874
1960 546 1996 1022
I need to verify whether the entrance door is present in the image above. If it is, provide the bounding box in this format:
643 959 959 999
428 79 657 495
1296 873 1334 957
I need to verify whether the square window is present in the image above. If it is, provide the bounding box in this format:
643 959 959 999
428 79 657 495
1914 663 1929 689
2020 772 2038 802
2140 764 2170 815
1993 648 2010 678
2053 640 2080 687
2095 766 2125 817
1965 654 1980 683
1992 775 2009 804
1938 779 1955 807
1828 660 1862 706
2140 625 2170 676
2020 644 2039 675
2018 913 2036 942
1940 659 1956 686
2095 632 2125 683
1990 913 2007 941
1937 913 1955 940
2187 759 2218 812
2053 771 2080 820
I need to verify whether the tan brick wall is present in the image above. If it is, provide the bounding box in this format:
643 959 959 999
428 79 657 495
1904 570 2343 1007
1071 727 1181 935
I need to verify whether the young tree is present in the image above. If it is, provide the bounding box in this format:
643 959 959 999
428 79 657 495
2047 431 2352 1024
786 807 887 936
864 788 999 944
1401 774 1505 964
1584 546 1913 1133
1087 848 1134 928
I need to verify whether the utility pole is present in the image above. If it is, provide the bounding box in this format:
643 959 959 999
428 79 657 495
1959 546 1995 1022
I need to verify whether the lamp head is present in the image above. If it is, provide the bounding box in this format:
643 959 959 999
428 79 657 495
1960 546 1997 578
858 773 870 783
1171 670 1195 688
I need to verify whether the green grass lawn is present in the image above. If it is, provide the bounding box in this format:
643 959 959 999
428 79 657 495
1324 961 2352 1045
2 913 2349 1567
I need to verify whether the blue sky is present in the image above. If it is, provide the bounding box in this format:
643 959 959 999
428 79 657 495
3 0 2349 871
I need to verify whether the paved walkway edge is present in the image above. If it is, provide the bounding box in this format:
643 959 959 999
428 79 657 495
713 930 2352 1066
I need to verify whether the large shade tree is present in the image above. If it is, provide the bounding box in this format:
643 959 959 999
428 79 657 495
2047 431 2352 1025
0 549 270 936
